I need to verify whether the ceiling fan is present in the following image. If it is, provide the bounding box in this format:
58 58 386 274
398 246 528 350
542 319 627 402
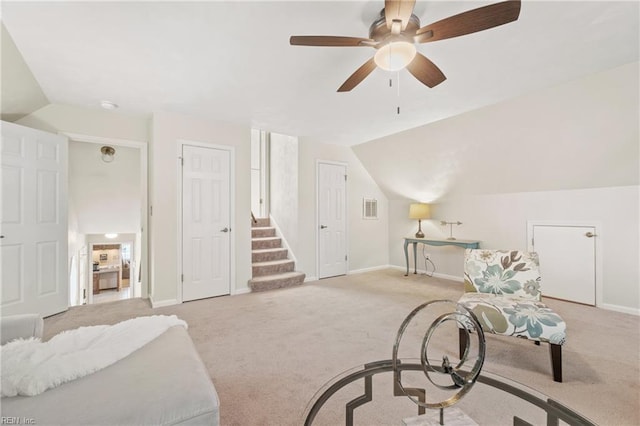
290 0 521 92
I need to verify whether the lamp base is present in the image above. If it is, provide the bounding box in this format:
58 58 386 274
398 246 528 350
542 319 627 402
415 230 425 238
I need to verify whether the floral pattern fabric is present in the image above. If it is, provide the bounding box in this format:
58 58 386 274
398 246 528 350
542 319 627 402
459 249 566 345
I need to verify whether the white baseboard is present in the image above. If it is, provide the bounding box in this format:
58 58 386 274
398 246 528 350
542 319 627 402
390 266 639 315
600 303 640 316
389 265 462 282
149 297 180 308
304 276 318 283
232 287 251 295
348 265 390 275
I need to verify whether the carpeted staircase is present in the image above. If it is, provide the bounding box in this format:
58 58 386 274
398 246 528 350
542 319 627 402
249 218 305 292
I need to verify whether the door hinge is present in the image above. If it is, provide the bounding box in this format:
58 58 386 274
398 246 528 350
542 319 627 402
180 157 184 166
345 255 348 261
150 206 153 216
531 238 534 246
344 174 347 181
181 274 184 282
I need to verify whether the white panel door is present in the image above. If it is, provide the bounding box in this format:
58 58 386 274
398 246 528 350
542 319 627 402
1 121 68 317
531 225 596 305
182 145 230 301
318 162 347 279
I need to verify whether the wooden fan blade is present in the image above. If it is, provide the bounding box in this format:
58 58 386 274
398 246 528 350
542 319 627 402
415 0 521 43
337 58 377 92
385 0 416 31
290 36 373 47
406 53 446 88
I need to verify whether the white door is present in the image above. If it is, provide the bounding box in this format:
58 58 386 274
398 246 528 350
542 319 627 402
318 162 347 279
182 145 231 301
1 121 68 317
530 224 597 305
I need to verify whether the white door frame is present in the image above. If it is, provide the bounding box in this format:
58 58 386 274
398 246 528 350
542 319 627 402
176 139 236 302
315 160 349 279
527 220 603 307
62 133 149 301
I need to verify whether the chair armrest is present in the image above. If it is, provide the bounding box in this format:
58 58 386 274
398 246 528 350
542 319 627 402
1 314 44 344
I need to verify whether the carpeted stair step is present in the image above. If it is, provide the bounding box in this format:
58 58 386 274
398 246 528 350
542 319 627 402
252 237 282 250
251 227 276 238
252 259 295 277
252 248 288 263
249 271 306 292
252 218 270 227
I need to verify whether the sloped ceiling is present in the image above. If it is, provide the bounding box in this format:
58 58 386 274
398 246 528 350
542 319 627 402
352 62 639 200
1 23 48 121
2 1 638 145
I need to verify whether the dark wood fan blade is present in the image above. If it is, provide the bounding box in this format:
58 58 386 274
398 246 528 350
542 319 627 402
406 53 446 88
415 0 521 43
385 0 416 31
290 36 373 47
337 58 377 92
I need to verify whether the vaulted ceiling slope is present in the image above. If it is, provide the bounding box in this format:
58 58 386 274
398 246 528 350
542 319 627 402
1 23 48 121
352 62 639 200
2 1 638 146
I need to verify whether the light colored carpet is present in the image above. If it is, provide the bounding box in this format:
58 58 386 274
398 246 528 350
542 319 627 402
43 269 640 425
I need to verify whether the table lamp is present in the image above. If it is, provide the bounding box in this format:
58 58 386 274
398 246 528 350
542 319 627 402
409 203 430 238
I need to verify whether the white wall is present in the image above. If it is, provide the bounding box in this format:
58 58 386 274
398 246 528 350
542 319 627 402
390 186 640 313
270 132 299 255
69 140 141 234
149 110 251 305
298 139 389 279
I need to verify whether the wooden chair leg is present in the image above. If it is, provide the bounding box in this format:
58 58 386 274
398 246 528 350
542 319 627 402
459 328 469 360
550 343 562 383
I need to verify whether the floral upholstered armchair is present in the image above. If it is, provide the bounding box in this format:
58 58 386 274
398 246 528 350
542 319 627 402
458 249 566 382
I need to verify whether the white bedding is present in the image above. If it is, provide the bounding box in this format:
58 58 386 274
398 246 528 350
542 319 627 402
1 315 187 397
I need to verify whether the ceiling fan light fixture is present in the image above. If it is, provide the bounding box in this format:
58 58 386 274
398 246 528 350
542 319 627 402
374 41 417 71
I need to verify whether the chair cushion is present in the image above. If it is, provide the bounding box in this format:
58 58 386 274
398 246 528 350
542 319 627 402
464 250 542 301
458 293 567 345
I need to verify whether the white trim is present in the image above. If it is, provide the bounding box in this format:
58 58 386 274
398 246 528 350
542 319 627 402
389 265 463 282
62 132 149 300
232 287 251 295
268 214 298 265
304 276 318 283
527 220 603 308
316 160 349 279
600 303 640 316
149 296 179 308
176 139 236 303
348 265 390 275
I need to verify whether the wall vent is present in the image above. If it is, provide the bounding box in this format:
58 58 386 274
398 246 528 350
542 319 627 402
363 198 378 219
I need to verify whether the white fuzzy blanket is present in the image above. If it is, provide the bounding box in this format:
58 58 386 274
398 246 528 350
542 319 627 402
1 315 187 397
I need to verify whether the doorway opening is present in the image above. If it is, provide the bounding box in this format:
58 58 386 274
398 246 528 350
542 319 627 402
89 239 137 304
65 133 148 306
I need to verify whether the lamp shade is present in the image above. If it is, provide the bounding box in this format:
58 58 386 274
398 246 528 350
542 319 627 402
409 203 431 220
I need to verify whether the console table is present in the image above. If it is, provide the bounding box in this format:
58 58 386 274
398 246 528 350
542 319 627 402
404 237 480 276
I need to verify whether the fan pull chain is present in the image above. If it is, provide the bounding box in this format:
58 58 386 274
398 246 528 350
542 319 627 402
396 71 401 115
389 75 402 115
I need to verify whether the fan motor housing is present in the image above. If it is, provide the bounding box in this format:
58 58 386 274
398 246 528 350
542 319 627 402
369 9 421 41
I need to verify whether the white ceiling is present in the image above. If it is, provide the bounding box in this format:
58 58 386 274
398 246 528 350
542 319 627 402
3 1 638 146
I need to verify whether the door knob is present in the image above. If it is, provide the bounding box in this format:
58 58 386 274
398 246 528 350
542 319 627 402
220 227 229 233
585 232 597 238
320 225 328 229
